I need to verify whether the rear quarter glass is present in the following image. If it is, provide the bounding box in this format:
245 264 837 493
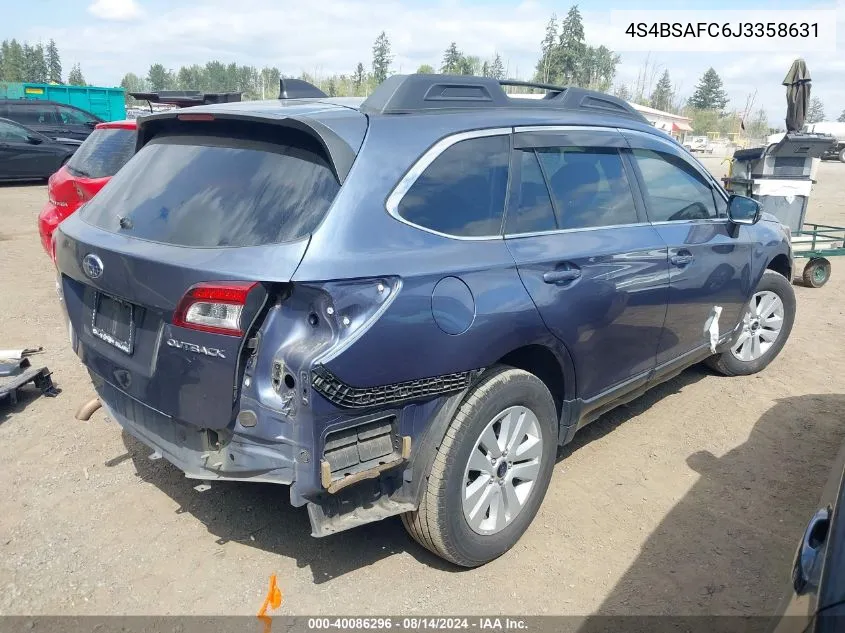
79 129 340 248
67 128 136 179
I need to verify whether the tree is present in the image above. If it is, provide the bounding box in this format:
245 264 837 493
22 44 47 83
416 64 434 74
371 31 392 84
581 44 618 91
177 64 204 91
553 5 586 85
650 70 673 112
838 110 845 123
204 61 228 92
490 53 505 80
46 39 61 83
120 72 146 104
31 44 48 83
746 108 770 140
688 68 728 111
67 63 86 86
260 66 280 99
688 108 720 135
536 14 558 83
441 42 463 74
146 63 173 91
614 84 631 101
481 61 490 77
353 62 367 94
459 55 481 76
1 39 25 82
807 97 826 124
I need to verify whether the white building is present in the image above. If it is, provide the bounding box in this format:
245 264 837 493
628 103 693 141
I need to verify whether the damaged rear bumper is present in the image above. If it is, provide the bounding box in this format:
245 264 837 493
94 379 296 485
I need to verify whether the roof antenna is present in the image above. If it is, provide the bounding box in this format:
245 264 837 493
278 78 328 99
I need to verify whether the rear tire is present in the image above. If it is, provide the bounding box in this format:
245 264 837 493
401 366 557 567
838 147 845 163
706 270 795 376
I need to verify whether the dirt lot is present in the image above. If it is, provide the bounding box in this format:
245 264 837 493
2 158 845 616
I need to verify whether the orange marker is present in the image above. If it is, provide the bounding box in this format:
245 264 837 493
258 574 283 633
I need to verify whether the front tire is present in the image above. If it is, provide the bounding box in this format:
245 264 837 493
402 366 557 567
838 147 845 163
707 270 796 376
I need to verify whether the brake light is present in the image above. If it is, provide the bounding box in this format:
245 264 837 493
177 113 215 121
173 281 258 336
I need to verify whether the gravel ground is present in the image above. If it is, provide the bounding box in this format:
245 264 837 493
1 157 844 616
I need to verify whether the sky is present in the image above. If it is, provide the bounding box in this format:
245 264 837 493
2 0 844 124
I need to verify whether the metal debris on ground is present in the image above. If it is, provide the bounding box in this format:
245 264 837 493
0 350 60 406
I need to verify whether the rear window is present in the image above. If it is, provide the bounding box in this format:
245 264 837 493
67 128 137 179
80 131 340 248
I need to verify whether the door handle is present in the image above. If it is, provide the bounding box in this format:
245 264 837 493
793 506 830 594
543 269 581 284
670 253 694 266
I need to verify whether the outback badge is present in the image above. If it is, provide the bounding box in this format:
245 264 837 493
166 338 226 359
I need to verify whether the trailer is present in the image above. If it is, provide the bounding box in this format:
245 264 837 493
0 82 126 122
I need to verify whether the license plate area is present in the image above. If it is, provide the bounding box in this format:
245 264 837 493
91 292 135 354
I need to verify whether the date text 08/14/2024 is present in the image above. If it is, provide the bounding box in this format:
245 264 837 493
306 618 528 630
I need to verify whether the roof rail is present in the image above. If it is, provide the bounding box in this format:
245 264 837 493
279 78 328 99
359 74 646 122
129 90 242 110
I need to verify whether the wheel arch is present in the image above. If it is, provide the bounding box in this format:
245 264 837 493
767 252 792 281
400 339 577 509
497 343 574 426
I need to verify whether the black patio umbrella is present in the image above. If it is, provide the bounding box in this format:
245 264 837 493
783 58 811 132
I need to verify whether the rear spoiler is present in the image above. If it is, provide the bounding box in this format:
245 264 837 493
129 91 242 112
134 110 360 184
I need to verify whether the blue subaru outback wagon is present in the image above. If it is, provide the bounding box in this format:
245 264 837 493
54 75 795 567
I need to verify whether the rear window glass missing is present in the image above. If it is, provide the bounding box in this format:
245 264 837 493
67 128 137 179
80 130 340 247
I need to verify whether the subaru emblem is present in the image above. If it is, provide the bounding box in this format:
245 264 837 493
82 254 104 279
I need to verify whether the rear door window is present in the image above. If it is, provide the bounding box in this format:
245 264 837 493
10 103 58 126
396 135 509 238
505 149 557 235
536 147 638 229
67 128 137 178
80 131 340 247
57 105 98 125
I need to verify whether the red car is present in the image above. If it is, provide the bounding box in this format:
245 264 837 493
38 120 137 259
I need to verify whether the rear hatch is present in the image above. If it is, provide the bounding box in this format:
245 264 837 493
55 108 366 430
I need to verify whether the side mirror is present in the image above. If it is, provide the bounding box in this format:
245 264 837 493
85 121 97 128
728 194 761 225
26 135 44 145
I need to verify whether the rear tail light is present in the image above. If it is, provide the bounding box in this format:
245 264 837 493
313 277 402 364
173 281 258 336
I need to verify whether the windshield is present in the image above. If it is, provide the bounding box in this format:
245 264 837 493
67 128 137 179
80 131 340 248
